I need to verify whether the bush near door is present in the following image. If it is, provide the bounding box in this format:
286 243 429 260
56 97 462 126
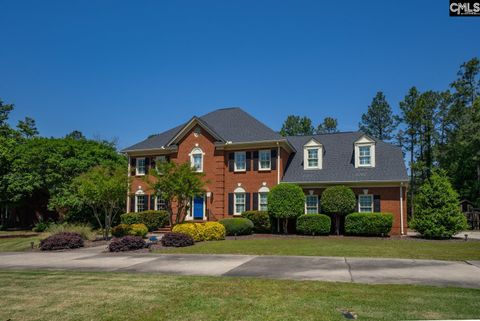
241 211 271 233
111 223 148 238
120 211 169 231
219 218 254 236
344 213 393 236
172 223 205 241
296 214 331 235
203 222 226 240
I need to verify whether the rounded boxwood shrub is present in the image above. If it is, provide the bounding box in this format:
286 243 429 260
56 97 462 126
120 210 169 231
161 232 194 247
321 186 356 235
296 214 331 235
410 170 467 239
268 183 305 233
241 211 271 233
111 224 130 237
129 224 148 238
40 232 84 251
203 222 226 241
172 223 205 241
344 213 393 236
109 236 146 252
219 218 254 236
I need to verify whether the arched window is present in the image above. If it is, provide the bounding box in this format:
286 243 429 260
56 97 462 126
234 187 246 215
258 186 270 211
190 147 204 172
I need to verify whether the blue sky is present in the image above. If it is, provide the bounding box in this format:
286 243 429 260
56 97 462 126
1 0 479 149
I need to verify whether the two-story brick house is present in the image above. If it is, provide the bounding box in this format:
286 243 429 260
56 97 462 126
122 107 408 235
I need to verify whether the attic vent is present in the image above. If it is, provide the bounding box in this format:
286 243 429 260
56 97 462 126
194 127 201 136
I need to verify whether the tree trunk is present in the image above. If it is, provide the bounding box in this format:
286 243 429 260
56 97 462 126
335 214 340 235
283 218 288 235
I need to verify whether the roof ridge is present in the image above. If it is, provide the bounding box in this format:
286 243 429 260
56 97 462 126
286 131 360 138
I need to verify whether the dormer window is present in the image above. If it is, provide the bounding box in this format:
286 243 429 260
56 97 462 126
190 147 204 172
303 139 322 170
354 135 376 168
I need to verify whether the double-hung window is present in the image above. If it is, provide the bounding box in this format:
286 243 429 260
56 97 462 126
136 158 146 176
234 192 246 215
259 150 271 170
156 196 166 210
305 195 318 214
359 146 371 166
136 195 146 212
234 152 246 172
307 149 319 168
259 192 268 211
359 195 373 212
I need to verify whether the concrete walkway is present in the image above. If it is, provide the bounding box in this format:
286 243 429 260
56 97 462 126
1 248 479 289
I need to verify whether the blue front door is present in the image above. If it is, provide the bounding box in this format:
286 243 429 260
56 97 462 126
193 196 204 219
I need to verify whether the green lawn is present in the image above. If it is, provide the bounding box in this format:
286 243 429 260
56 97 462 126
154 236 480 261
0 232 45 252
0 270 478 321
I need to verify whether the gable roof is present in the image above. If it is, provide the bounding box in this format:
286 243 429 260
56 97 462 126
122 107 282 152
282 131 408 183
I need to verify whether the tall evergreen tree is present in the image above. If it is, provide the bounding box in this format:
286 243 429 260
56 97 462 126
280 115 314 136
316 117 338 134
17 117 39 138
359 91 397 141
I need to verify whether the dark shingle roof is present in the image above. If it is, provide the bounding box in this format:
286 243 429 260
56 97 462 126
122 107 281 152
282 132 408 183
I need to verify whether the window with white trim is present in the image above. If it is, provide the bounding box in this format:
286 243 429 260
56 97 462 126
307 149 319 168
190 148 203 172
234 192 246 215
359 195 373 212
259 150 271 170
359 146 371 165
303 139 322 170
305 195 318 214
136 194 146 212
259 192 268 211
156 196 166 210
136 158 146 176
234 152 246 171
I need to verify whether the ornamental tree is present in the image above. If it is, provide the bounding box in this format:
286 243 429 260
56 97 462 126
410 170 467 239
267 183 305 234
321 185 356 235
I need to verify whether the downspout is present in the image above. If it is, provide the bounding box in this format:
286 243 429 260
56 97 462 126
277 142 281 184
127 155 131 213
400 182 404 236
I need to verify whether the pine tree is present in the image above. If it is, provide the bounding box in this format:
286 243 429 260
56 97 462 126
359 91 397 141
280 115 314 136
316 117 338 134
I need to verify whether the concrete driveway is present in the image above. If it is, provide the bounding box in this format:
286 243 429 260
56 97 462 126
1 248 479 288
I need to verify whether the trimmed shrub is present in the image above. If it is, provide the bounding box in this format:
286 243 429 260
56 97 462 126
46 223 95 240
345 213 393 236
241 211 271 233
111 224 130 237
296 214 331 235
108 236 146 252
120 210 169 231
32 220 50 233
219 218 254 236
161 232 194 247
321 185 356 235
129 224 148 237
410 170 467 239
268 184 305 233
172 223 205 241
203 222 226 241
40 232 84 251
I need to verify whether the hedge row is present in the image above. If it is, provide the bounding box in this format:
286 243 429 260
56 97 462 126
120 210 168 231
344 213 393 236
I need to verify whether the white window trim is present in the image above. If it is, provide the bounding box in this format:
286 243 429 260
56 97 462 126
135 191 146 213
155 195 166 211
258 186 270 211
354 136 376 168
258 150 271 171
303 139 322 170
136 157 146 176
305 194 319 214
234 187 246 215
189 147 204 173
234 151 247 172
358 194 374 213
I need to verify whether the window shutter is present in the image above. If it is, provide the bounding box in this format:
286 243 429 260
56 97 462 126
252 193 258 211
145 157 150 174
130 195 135 213
130 158 136 176
150 195 155 210
271 149 277 170
355 195 359 212
246 152 251 171
228 153 234 172
228 193 234 215
253 151 259 171
245 193 251 211
374 195 381 212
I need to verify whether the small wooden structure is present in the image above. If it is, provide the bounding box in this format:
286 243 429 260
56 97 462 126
460 200 480 230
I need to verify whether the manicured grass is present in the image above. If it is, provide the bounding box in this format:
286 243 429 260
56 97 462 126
154 236 480 261
0 232 45 252
0 270 478 321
